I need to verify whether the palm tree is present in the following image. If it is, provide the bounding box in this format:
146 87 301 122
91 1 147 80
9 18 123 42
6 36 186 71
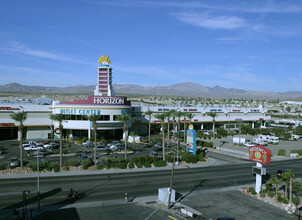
144 109 153 142
269 177 282 200
284 170 296 204
182 112 188 143
206 112 218 148
10 111 28 168
154 113 166 161
164 111 172 146
187 113 195 127
175 111 183 140
169 109 177 140
85 114 101 165
49 114 65 168
116 114 131 161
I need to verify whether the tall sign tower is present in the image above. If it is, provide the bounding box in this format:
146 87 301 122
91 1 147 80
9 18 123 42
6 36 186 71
94 55 115 96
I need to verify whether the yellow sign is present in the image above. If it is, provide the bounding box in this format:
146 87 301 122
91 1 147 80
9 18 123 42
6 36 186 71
98 55 112 64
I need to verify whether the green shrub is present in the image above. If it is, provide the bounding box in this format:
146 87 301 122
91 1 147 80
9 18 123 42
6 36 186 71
128 162 135 169
268 191 275 198
153 160 167 167
249 187 256 195
182 152 199 163
198 152 206 162
292 197 301 206
53 166 60 172
260 191 266 197
278 149 286 156
136 162 143 168
265 183 273 192
97 164 104 170
144 161 152 168
281 197 288 204
131 157 139 164
0 164 5 170
145 156 153 163
82 159 92 170
63 166 69 171
64 160 79 167
62 149 68 154
116 156 126 163
152 155 160 162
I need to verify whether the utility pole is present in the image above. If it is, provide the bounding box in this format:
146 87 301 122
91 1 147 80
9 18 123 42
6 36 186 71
168 162 175 209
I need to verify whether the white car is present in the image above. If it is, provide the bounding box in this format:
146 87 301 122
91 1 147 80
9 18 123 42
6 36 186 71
243 142 255 147
24 145 43 151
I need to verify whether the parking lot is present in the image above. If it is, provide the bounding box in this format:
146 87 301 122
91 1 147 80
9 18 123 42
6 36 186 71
0 138 179 168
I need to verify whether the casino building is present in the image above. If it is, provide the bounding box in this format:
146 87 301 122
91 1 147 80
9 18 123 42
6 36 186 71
0 55 271 141
52 55 131 140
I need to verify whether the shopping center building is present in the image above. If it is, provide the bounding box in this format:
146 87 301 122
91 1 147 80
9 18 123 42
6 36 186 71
0 56 271 141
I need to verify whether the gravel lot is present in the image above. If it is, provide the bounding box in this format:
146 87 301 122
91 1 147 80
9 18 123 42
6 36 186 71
213 135 302 158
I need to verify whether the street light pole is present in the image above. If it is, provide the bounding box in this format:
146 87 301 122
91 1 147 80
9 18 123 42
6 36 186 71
37 148 40 211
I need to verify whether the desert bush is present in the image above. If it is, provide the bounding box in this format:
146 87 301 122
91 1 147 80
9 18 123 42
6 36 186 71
182 152 199 163
292 197 301 206
64 160 79 167
97 164 104 170
278 149 286 156
136 162 143 168
128 162 135 169
268 191 275 198
82 159 92 170
144 161 152 168
249 187 256 195
153 160 166 167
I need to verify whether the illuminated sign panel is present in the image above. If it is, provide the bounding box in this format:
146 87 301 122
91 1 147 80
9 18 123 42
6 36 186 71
60 109 101 115
186 128 197 155
249 145 272 164
60 95 131 106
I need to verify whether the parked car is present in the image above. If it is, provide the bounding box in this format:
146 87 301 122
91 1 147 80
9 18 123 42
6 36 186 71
149 151 162 159
96 145 109 152
84 142 95 147
154 143 162 149
24 145 43 151
243 142 255 147
294 206 302 217
9 157 20 167
91 155 100 165
111 144 125 151
44 142 60 149
107 141 120 148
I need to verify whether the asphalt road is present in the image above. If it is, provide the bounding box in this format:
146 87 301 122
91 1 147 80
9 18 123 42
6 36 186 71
0 157 301 211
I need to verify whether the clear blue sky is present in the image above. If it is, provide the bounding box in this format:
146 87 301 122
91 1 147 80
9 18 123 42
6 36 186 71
1 0 302 92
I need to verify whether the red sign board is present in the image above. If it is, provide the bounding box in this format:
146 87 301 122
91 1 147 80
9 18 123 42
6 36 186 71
249 145 272 164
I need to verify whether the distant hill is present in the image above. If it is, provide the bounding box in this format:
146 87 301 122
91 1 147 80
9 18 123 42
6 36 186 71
1 82 302 100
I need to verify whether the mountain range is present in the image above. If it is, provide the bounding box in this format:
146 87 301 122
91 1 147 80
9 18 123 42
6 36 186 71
1 82 302 100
